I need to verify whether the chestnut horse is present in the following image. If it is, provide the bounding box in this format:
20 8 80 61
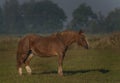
16 30 89 76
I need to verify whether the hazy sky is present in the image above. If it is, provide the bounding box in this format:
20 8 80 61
0 0 120 21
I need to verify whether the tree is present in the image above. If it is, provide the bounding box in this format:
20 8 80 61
3 0 24 34
21 0 66 33
71 3 97 31
105 8 120 32
89 11 106 33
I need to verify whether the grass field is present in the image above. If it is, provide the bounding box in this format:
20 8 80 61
0 35 120 83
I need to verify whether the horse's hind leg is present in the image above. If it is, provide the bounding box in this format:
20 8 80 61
24 53 34 75
17 53 33 76
17 63 22 76
17 54 26 76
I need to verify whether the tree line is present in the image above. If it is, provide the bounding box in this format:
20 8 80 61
0 0 66 34
68 3 120 33
0 0 120 34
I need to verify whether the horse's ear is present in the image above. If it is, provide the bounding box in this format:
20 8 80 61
79 29 84 34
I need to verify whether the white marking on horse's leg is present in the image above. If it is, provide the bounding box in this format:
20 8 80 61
25 65 32 75
27 53 34 61
58 66 63 76
18 67 22 76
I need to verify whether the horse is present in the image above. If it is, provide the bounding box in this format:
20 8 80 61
16 30 89 76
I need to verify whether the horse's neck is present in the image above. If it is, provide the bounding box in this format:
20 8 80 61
60 32 76 46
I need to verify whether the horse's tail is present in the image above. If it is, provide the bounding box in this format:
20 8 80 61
16 36 30 69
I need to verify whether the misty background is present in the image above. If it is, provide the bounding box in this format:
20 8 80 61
1 0 120 20
0 0 120 34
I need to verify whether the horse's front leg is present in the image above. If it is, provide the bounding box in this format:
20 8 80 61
58 55 63 76
58 53 65 76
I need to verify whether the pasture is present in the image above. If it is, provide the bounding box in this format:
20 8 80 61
0 34 120 83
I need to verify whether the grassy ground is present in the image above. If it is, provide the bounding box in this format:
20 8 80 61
0 36 120 83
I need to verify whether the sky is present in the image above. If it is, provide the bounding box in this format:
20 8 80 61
0 0 120 21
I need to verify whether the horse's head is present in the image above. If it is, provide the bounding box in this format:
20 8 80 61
76 30 89 49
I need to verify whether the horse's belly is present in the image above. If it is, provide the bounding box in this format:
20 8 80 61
31 41 64 57
32 48 59 57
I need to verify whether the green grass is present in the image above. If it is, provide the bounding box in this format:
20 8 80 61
0 37 120 83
